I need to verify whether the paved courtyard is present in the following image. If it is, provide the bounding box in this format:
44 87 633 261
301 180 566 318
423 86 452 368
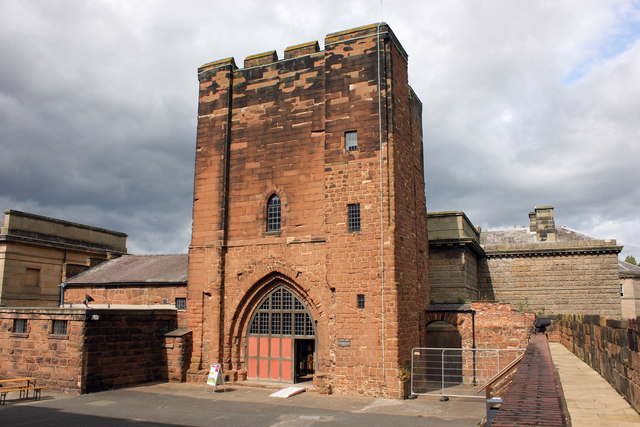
1 382 486 426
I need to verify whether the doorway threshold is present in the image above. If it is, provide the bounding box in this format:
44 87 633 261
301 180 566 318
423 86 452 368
234 379 316 391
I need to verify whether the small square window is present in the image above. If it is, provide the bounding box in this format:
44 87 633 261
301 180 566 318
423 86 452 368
357 294 365 309
176 298 187 311
52 320 67 335
348 204 361 232
13 319 27 334
345 131 358 151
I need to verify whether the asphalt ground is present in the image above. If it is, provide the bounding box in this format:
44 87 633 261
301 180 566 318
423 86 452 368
0 382 485 426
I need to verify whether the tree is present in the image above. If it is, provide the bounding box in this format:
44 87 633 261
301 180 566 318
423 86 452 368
624 255 637 265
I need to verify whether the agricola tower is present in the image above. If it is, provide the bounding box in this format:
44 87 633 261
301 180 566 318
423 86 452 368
186 23 429 397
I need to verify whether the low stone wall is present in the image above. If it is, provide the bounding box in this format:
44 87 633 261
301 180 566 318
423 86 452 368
553 314 639 413
0 308 86 393
0 307 180 394
164 329 192 382
83 309 177 393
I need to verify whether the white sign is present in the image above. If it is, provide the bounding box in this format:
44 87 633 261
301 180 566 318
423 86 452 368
207 363 222 387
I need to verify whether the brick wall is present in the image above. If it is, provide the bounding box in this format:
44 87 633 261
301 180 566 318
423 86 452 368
187 24 428 397
479 252 621 317
553 314 640 412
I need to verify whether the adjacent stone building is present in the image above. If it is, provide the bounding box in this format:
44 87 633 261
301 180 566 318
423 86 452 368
61 254 189 327
620 260 640 319
187 23 429 397
0 210 127 307
428 206 623 317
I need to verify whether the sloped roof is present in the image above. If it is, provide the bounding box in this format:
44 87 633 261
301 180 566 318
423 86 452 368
619 260 640 278
66 254 187 285
481 226 597 245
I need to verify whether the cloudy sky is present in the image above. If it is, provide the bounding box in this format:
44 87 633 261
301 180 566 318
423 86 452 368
1 0 639 257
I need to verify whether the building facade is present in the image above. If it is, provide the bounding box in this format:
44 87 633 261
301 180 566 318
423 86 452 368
0 210 127 307
620 260 640 319
187 23 429 397
428 206 623 317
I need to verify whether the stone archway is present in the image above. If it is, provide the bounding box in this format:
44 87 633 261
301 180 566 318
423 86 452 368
245 286 316 382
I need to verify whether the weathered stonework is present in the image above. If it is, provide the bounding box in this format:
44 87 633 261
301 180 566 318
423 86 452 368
552 314 640 413
0 210 127 307
187 23 429 397
0 307 179 394
427 208 623 317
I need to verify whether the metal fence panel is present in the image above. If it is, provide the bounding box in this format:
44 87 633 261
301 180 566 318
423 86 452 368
411 347 525 399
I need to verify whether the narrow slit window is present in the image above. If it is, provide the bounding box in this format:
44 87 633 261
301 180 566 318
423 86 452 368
348 203 361 232
266 194 281 231
357 294 365 309
345 130 358 151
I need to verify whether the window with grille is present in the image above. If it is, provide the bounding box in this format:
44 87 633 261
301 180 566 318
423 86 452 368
13 319 27 334
357 294 365 309
345 130 358 151
175 298 186 310
248 287 315 337
266 194 281 231
52 320 67 335
348 203 361 232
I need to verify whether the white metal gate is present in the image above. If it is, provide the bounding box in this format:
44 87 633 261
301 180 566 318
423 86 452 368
410 347 526 399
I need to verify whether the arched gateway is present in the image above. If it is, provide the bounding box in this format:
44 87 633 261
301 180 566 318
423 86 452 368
246 286 316 382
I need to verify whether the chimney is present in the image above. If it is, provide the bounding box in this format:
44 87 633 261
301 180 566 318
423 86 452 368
533 206 556 242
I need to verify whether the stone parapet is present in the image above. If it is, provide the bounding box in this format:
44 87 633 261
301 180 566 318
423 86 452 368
553 314 640 413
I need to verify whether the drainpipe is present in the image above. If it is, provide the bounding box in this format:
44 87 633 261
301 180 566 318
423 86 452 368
59 282 67 307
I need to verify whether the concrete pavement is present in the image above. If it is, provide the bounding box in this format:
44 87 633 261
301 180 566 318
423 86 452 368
549 342 640 427
0 382 486 426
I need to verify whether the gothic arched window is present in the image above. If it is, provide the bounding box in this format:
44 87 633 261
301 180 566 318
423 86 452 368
266 194 281 231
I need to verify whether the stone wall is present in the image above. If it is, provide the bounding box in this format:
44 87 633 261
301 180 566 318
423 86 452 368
553 314 639 412
479 251 621 317
0 210 127 307
164 329 192 382
428 246 479 302
0 308 178 394
0 308 85 393
64 285 188 327
188 24 428 398
83 309 177 393
621 276 640 319
424 302 534 386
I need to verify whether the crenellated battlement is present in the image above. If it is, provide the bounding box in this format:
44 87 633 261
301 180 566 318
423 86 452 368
197 22 406 75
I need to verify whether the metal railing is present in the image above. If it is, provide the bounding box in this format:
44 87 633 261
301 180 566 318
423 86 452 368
410 347 526 399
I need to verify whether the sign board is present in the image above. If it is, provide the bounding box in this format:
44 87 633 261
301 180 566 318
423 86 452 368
338 338 351 347
207 364 222 387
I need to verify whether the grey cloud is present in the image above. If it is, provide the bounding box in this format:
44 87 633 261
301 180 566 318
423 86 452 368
0 0 638 258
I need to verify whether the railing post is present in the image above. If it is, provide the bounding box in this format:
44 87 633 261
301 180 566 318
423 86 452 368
441 349 445 393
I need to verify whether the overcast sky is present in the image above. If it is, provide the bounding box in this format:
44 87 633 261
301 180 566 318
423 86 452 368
1 0 639 258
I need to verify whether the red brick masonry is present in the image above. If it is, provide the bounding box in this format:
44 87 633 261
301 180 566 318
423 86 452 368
491 334 568 426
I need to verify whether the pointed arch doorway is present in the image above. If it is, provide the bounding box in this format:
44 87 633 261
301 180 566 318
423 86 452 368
246 286 316 382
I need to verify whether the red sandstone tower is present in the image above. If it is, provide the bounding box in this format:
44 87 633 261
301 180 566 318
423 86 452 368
187 23 429 397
